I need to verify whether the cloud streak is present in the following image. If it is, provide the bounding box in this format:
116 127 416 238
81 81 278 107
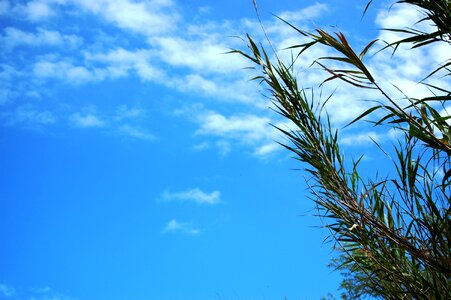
0 0 448 156
71 111 105 128
72 0 179 36
1 27 81 50
118 124 156 141
162 219 200 235
161 188 221 205
0 283 76 300
2 104 56 126
187 105 288 156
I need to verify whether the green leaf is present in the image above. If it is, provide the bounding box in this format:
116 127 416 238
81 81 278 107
346 106 381 127
359 39 378 60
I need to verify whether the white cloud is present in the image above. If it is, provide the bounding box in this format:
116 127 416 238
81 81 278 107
72 0 178 36
276 3 328 23
0 1 253 105
259 2 450 130
85 48 162 81
254 143 280 156
33 60 102 84
33 61 83 82
118 124 155 140
387 127 403 140
20 0 55 21
66 65 94 82
85 47 150 67
196 110 272 142
2 0 447 159
173 73 218 93
161 188 221 205
153 35 247 74
370 3 451 100
196 109 287 156
175 104 284 156
84 40 255 104
1 27 81 50
376 4 423 30
162 219 200 235
2 105 56 126
168 73 257 105
71 112 104 128
67 105 157 140
341 131 383 147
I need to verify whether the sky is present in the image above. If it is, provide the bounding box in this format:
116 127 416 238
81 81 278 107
0 1 449 300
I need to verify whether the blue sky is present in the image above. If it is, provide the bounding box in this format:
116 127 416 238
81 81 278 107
1 1 449 299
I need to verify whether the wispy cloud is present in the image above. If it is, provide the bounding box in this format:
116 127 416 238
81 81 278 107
161 188 221 205
2 104 56 126
15 0 56 22
71 0 179 36
153 35 247 75
162 219 200 235
341 131 383 147
0 0 447 156
196 110 271 141
1 0 259 105
32 286 77 300
84 47 162 81
118 124 156 140
276 3 329 23
114 105 145 121
33 60 102 85
0 283 15 298
254 143 280 156
67 105 156 140
215 140 231 156
0 283 76 300
71 111 105 128
1 27 81 50
173 103 295 156
187 105 287 156
369 3 451 101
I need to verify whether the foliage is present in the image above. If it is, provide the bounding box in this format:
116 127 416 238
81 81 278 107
234 0 451 298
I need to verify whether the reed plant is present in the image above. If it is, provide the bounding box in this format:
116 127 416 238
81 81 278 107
234 0 450 298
